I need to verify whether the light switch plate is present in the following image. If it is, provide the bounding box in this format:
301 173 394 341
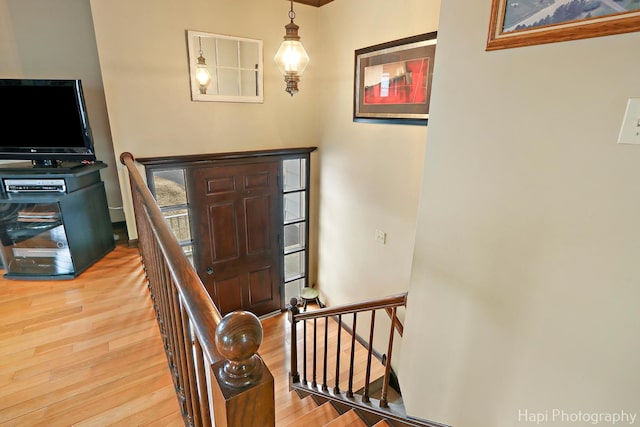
617 98 640 145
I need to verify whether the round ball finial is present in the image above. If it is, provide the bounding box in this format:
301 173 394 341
215 311 263 387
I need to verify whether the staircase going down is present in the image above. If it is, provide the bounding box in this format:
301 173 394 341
282 395 394 427
275 295 440 427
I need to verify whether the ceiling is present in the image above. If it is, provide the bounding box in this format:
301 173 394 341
292 0 334 6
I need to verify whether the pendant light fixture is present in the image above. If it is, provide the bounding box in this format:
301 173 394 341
274 0 309 96
195 36 212 94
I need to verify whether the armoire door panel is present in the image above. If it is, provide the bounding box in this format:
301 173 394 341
189 160 282 317
248 267 274 305
211 276 243 316
244 172 271 190
208 202 240 261
244 195 271 255
206 176 236 195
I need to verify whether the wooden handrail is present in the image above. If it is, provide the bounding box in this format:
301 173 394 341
121 152 222 350
289 292 407 410
120 152 274 427
293 293 407 321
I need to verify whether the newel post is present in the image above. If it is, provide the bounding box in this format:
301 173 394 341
211 311 275 427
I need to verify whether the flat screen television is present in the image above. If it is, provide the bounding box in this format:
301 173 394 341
0 78 97 168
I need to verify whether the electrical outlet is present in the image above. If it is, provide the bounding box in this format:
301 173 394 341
618 98 640 145
375 230 386 244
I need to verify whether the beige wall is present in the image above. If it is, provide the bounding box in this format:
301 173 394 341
89 0 320 238
401 0 640 425
309 0 440 386
90 0 320 158
313 0 439 307
0 0 124 223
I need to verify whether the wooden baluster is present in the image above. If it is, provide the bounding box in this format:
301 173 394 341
156 254 173 364
288 298 300 385
362 310 376 403
189 317 210 426
346 313 357 398
178 293 201 427
380 307 396 408
303 317 308 386
385 306 404 336
322 316 329 391
312 318 318 388
168 278 192 423
333 314 342 394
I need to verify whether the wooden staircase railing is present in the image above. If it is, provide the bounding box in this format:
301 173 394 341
120 152 275 427
288 293 432 426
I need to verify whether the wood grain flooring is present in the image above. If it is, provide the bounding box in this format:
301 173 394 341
0 240 385 426
0 244 184 427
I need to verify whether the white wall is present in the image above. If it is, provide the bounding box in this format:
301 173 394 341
401 0 640 425
0 0 124 222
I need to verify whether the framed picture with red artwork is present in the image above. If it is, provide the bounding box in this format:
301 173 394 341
353 32 437 126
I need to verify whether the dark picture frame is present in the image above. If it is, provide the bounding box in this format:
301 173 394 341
486 0 640 51
354 32 437 126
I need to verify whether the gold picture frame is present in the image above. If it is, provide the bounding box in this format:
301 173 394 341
486 0 640 51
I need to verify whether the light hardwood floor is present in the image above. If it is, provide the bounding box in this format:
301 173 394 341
0 241 384 426
0 243 184 426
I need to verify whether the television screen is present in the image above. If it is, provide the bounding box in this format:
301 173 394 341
0 79 96 167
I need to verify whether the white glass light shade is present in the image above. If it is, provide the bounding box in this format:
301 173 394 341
274 40 309 76
195 55 212 93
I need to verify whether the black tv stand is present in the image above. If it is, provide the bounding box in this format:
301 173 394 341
33 161 89 170
0 162 114 279
32 159 61 168
3 160 103 172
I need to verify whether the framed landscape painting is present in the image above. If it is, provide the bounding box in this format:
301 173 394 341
486 0 640 50
354 32 437 126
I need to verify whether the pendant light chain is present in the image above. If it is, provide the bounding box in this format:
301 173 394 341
289 0 296 22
